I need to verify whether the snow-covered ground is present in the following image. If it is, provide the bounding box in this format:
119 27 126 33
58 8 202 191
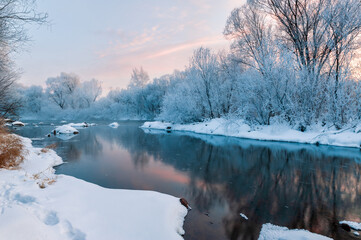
0 137 187 240
142 118 361 148
258 223 332 240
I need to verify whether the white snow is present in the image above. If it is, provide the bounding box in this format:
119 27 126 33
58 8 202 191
258 223 331 240
54 125 79 135
142 118 361 148
67 122 89 128
340 220 361 230
12 121 25 127
240 213 248 220
109 122 119 128
0 137 188 240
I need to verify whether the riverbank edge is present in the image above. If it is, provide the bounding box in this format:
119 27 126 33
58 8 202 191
141 118 361 149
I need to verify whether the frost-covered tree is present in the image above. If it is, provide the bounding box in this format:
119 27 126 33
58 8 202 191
223 0 361 128
24 86 43 113
77 79 102 108
159 48 235 123
46 73 80 109
128 67 150 89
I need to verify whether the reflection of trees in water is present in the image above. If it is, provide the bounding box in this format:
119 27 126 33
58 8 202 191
219 148 361 239
55 128 104 162
111 129 361 239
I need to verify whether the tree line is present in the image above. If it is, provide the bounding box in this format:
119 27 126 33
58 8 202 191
9 0 361 130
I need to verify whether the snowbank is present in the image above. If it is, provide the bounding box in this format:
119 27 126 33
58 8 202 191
142 118 361 148
109 122 119 128
0 137 187 240
258 223 331 240
54 125 79 135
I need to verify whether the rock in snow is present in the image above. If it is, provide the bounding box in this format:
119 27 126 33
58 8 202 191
0 137 187 240
339 221 361 231
54 125 79 135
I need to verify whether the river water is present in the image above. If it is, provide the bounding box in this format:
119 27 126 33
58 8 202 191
14 121 361 240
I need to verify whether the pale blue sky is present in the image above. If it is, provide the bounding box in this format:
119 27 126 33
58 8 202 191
15 0 244 92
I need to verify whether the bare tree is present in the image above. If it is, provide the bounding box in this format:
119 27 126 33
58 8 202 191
0 0 47 117
325 0 361 125
224 4 275 75
128 67 150 89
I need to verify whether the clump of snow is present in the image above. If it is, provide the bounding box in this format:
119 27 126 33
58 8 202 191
30 138 44 141
142 118 361 148
67 122 89 128
240 213 248 220
54 125 79 135
339 221 361 230
0 137 188 240
12 121 25 127
109 122 119 128
258 223 331 240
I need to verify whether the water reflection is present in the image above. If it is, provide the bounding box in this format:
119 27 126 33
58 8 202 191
15 122 361 240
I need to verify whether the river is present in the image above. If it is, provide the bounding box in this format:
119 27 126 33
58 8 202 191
14 121 361 240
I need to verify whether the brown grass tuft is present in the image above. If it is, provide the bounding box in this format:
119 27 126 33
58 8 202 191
0 119 24 169
41 143 58 153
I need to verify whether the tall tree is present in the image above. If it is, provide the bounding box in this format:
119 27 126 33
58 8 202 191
0 0 46 117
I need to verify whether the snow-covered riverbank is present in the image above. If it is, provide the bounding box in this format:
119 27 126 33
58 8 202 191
142 118 361 148
0 137 187 240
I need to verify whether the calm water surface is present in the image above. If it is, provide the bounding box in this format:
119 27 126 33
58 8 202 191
14 121 361 240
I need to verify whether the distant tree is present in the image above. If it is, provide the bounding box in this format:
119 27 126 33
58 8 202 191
77 79 102 108
24 85 43 113
46 73 80 109
128 67 150 89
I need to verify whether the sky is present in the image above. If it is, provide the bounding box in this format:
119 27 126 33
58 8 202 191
14 0 245 92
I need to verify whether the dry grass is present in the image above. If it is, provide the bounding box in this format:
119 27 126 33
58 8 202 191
40 143 58 153
0 119 24 169
33 173 57 189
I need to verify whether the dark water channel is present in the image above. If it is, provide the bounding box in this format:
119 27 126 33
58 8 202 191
14 121 361 240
